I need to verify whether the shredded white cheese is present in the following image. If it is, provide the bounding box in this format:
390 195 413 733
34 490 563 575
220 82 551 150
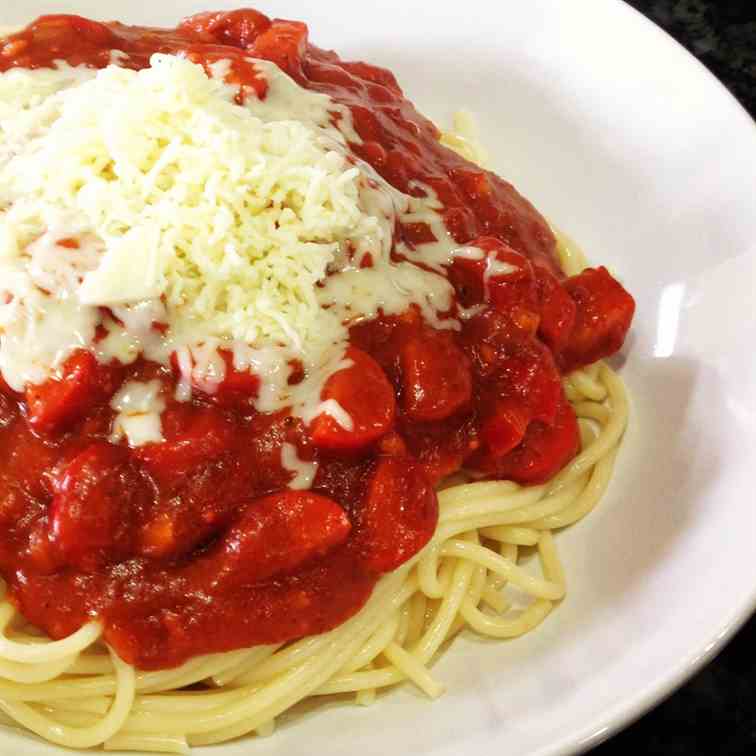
0 52 458 431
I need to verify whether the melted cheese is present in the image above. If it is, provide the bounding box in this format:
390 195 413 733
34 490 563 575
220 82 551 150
483 251 517 296
318 262 457 331
451 244 518 299
0 53 460 432
449 245 519 319
280 443 318 490
110 380 166 447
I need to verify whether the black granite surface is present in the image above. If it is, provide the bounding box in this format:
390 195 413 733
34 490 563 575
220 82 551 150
626 0 756 117
591 2 755 754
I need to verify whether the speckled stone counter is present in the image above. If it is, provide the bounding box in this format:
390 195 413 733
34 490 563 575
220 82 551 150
627 0 756 115
591 2 755 754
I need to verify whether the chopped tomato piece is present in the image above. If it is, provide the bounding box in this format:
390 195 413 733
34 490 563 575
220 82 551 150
0 415 61 502
560 266 635 372
25 350 122 435
309 347 395 451
463 334 563 471
484 338 563 426
535 265 576 353
48 442 152 570
355 457 438 573
181 9 272 48
491 395 580 485
405 423 479 486
479 399 531 458
399 331 472 421
249 20 308 78
30 14 116 47
448 236 540 337
134 407 234 486
207 491 351 585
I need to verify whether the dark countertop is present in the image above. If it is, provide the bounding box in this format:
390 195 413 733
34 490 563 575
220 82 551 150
592 2 755 754
626 0 756 116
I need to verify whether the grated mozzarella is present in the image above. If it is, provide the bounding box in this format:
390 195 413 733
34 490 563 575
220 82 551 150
0 52 459 431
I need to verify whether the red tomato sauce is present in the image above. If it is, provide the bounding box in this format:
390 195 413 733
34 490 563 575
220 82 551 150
0 11 635 669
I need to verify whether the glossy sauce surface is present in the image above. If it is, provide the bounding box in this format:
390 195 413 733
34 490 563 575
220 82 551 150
0 11 635 669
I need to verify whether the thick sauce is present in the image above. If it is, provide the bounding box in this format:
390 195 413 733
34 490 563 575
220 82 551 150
0 11 635 669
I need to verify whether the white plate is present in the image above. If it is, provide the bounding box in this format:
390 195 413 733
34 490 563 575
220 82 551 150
4 1 756 754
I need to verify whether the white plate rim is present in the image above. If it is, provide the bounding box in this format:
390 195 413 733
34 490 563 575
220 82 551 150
0 2 755 754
